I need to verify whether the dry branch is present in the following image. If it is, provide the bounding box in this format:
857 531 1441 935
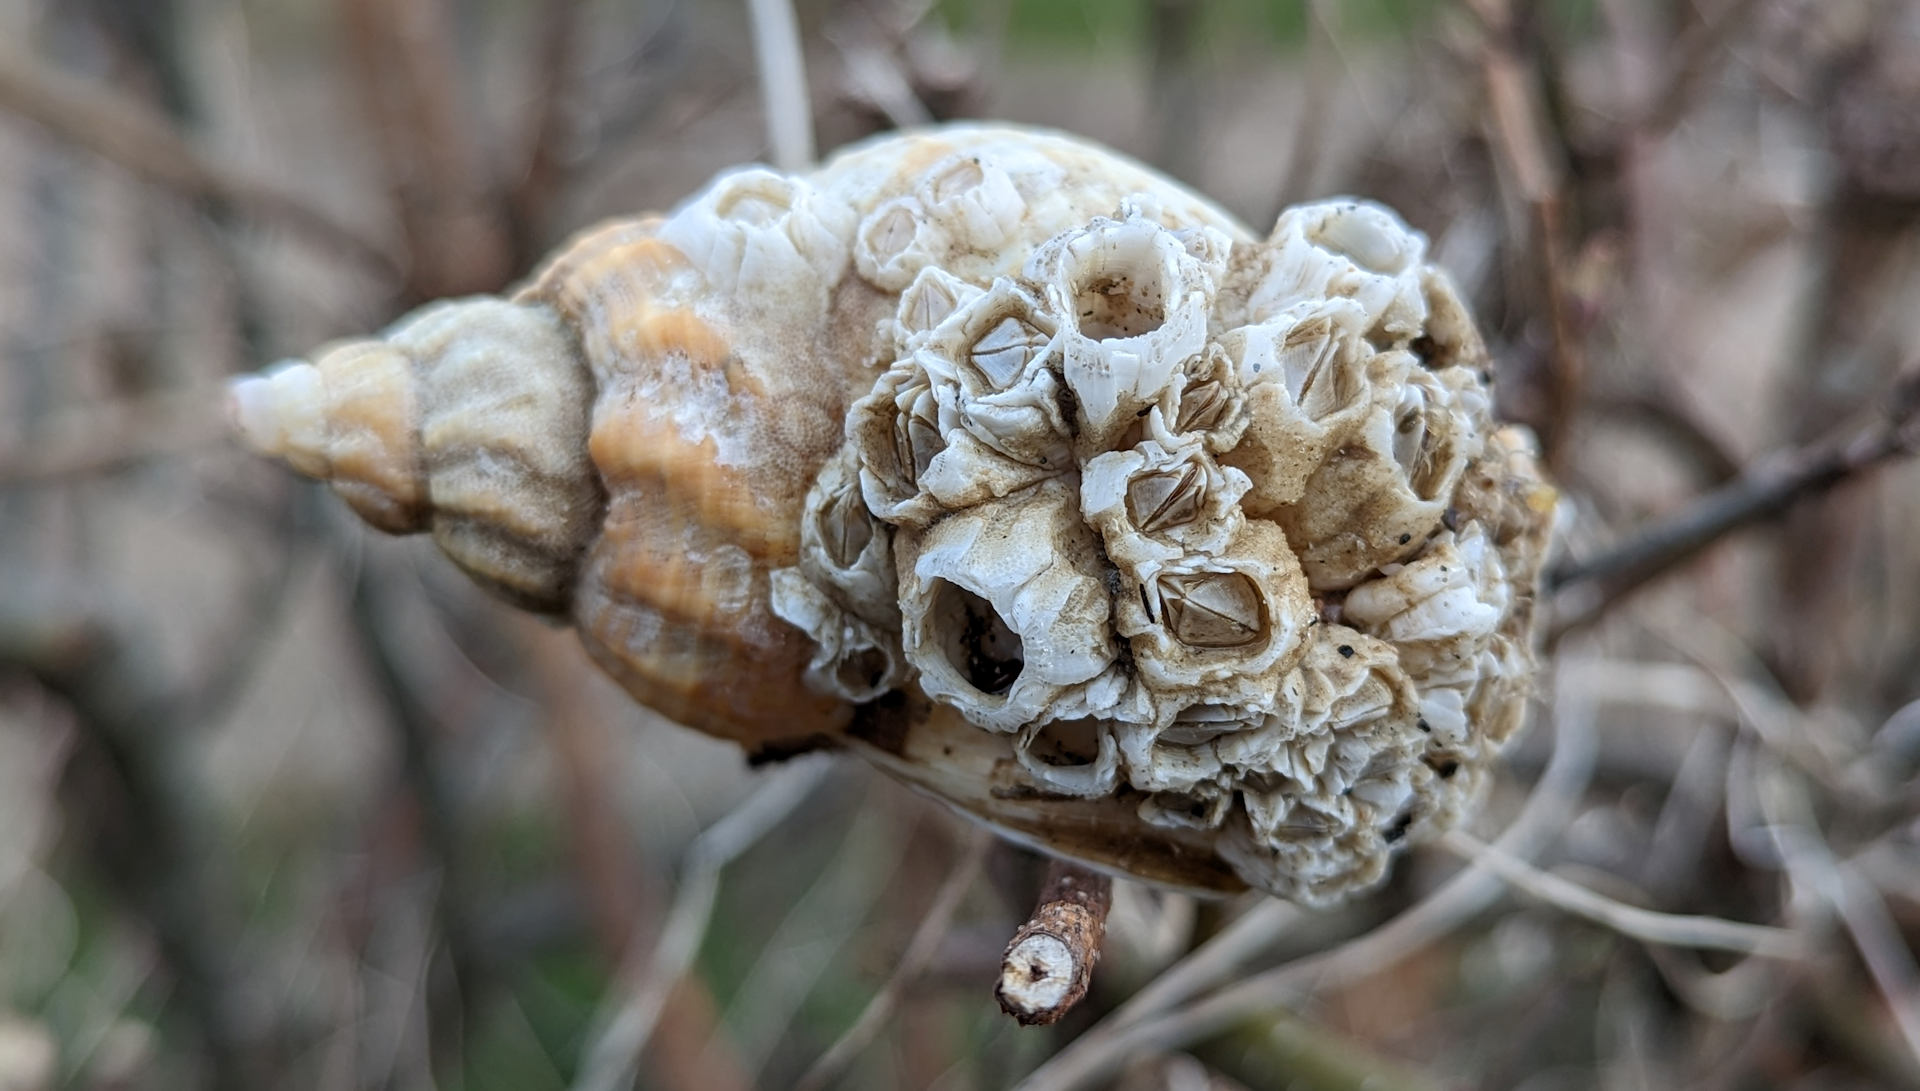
336 0 511 299
1476 0 1582 473
508 0 590 259
997 859 1113 1027
1437 830 1804 957
0 43 397 278
1550 369 1920 635
793 829 991 1091
573 759 832 1091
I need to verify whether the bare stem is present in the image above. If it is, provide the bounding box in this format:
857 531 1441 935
997 858 1113 1028
746 0 814 171
1550 369 1920 636
0 42 397 278
793 829 991 1091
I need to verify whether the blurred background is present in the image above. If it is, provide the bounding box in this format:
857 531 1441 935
1 0 1919 1088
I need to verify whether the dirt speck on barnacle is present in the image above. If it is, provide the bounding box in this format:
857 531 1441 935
773 129 1555 905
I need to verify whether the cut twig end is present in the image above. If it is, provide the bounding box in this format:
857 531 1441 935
995 860 1111 1027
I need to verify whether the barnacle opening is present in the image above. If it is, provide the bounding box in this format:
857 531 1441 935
712 175 796 225
1391 386 1458 503
930 158 985 202
930 579 1024 697
1068 233 1169 340
1281 311 1363 419
1024 716 1105 768
1174 377 1228 434
1303 203 1417 276
819 483 874 568
836 646 894 696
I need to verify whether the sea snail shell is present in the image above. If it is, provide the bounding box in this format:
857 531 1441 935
229 125 1556 904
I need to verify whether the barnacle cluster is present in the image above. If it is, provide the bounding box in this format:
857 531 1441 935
228 124 1552 904
776 177 1553 904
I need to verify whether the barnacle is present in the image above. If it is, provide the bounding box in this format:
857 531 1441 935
228 124 1555 905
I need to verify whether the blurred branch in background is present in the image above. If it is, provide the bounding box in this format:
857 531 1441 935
1550 367 1920 637
0 41 396 280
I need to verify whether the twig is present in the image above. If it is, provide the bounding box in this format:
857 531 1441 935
336 0 511 299
1436 830 1804 957
572 757 833 1091
1477 0 1582 473
1637 0 1770 138
833 36 933 131
341 533 497 1063
1549 369 1920 636
1016 655 1598 1091
745 0 814 171
0 595 255 1091
0 42 397 279
703 787 910 1078
997 858 1113 1028
508 0 590 260
1196 1011 1448 1091
0 384 227 484
1095 897 1304 1040
793 828 992 1091
515 618 752 1091
1268 0 1339 217
1745 746 1920 1065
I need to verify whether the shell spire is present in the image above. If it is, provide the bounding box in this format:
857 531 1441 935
230 124 1556 902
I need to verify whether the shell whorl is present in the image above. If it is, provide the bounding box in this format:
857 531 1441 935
228 297 600 612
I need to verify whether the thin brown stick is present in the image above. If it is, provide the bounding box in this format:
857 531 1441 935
0 43 397 278
1477 0 1582 474
0 385 226 484
515 619 752 1091
508 0 590 260
996 858 1113 1027
1637 0 1770 138
336 0 511 299
793 829 991 1091
1550 369 1920 637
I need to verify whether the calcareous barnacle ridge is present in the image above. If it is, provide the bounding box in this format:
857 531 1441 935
228 125 1556 905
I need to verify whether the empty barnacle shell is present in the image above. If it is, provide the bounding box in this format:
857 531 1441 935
227 123 1556 905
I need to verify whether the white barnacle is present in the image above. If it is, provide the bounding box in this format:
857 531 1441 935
772 447 908 702
897 479 1118 733
847 356 953 527
1027 212 1216 450
1158 344 1249 453
916 278 1073 473
1013 716 1123 797
658 168 855 318
853 196 950 291
1217 298 1378 516
893 267 983 349
1344 526 1508 680
919 153 1027 251
1080 436 1249 576
1244 199 1429 342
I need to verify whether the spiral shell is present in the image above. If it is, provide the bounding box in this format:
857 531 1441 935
230 124 1555 903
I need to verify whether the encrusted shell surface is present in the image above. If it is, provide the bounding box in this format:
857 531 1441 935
230 124 1555 904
